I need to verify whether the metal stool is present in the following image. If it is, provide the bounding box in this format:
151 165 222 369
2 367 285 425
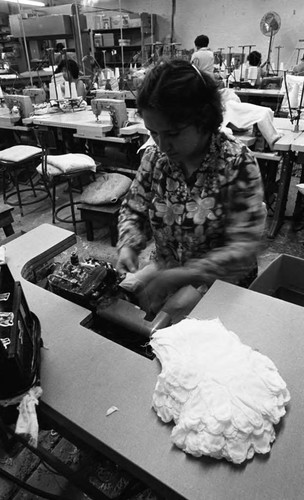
34 126 98 234
0 145 49 216
51 169 95 234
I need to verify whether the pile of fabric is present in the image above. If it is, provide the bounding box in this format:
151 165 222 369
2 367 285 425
150 318 290 464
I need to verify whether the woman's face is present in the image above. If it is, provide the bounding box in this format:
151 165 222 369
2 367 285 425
142 108 210 164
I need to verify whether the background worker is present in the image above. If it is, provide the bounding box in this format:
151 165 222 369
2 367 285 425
60 59 86 99
190 34 214 76
246 50 265 87
292 54 304 76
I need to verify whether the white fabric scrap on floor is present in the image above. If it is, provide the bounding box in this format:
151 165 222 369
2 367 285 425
15 386 43 448
149 318 290 464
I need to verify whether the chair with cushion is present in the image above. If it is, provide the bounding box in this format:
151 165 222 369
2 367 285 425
34 126 97 234
78 172 132 244
0 144 49 216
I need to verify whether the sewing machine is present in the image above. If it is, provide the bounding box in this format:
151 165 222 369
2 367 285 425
23 87 46 105
4 94 33 122
91 98 128 134
95 90 129 100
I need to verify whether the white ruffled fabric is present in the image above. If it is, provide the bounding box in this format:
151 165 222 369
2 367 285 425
150 318 290 464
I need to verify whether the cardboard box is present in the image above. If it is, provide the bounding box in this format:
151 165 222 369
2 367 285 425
102 33 114 47
94 15 103 30
111 14 122 28
128 16 141 28
101 16 111 29
94 34 103 48
10 14 72 38
249 254 304 306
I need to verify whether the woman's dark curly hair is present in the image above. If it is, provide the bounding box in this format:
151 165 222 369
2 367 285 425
136 58 223 134
60 59 80 79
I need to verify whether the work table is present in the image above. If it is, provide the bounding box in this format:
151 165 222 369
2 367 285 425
4 224 304 500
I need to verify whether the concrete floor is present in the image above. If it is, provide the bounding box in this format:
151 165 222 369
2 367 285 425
1 171 304 499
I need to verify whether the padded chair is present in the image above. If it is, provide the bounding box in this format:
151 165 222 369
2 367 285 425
34 126 97 234
0 144 49 216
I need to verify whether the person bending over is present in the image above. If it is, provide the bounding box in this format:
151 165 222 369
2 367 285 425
116 59 266 316
61 59 86 99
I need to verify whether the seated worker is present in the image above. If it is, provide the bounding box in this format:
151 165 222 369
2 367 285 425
292 54 304 76
190 34 214 76
116 59 266 317
246 50 265 87
54 42 65 66
60 59 86 99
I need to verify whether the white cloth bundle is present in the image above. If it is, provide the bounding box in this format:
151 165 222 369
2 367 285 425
150 318 290 464
37 153 96 177
222 99 282 149
46 153 96 174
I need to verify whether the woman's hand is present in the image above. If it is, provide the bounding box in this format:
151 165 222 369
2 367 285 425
137 269 181 316
116 247 139 275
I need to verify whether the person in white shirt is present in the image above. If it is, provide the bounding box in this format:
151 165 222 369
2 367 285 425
190 34 214 76
293 55 304 76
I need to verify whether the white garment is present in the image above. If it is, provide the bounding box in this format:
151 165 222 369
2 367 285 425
221 95 282 149
150 318 290 464
191 47 214 75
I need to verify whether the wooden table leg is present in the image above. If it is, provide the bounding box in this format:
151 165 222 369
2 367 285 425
267 150 294 239
0 206 15 238
85 219 94 241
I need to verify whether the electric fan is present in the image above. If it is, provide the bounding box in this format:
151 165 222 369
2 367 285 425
260 11 281 75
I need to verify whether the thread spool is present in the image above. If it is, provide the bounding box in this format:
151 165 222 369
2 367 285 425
289 83 299 108
70 82 78 99
64 81 71 98
56 84 63 101
49 82 56 100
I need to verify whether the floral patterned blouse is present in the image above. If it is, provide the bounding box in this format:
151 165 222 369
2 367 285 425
117 131 266 287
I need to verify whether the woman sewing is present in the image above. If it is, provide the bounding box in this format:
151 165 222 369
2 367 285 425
60 59 86 99
116 59 266 316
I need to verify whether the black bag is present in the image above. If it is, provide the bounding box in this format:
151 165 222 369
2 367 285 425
0 265 42 401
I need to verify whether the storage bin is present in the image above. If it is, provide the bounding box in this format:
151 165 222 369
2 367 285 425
249 254 304 306
103 33 115 46
118 39 131 46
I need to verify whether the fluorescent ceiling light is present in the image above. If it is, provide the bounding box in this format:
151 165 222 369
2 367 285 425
3 0 46 6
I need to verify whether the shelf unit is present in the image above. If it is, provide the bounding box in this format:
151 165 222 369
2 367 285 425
0 13 22 73
92 12 155 69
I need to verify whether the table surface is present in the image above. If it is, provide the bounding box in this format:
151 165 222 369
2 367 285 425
234 88 284 97
5 224 304 500
32 107 112 131
272 117 304 152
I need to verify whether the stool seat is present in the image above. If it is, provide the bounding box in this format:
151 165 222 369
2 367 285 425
0 145 41 162
78 202 121 245
36 154 98 234
0 145 49 216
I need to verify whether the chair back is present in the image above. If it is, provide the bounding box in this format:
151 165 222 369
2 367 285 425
280 74 304 113
33 126 57 177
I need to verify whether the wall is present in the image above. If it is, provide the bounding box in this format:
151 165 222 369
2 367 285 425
109 0 304 69
1 0 303 70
